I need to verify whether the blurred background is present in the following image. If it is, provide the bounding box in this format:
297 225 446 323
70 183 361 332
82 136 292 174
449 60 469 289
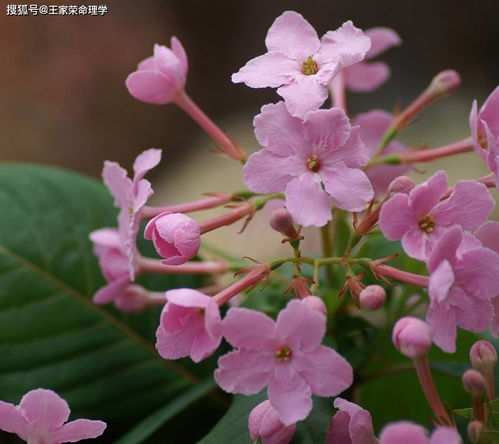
1 0 499 257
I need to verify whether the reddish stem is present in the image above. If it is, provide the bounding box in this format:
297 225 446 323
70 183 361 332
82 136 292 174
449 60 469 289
199 202 253 234
138 257 228 275
374 265 429 287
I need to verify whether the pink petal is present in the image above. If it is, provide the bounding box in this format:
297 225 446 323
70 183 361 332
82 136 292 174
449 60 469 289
476 221 499 254
429 426 461 444
171 36 188 77
322 126 370 168
429 260 454 303
254 102 308 156
379 421 428 444
126 70 177 105
53 419 106 442
427 226 462 273
354 109 392 153
133 179 154 212
469 100 487 161
277 76 329 119
243 150 304 194
344 61 391 92
491 296 499 337
153 44 185 87
232 51 300 88
166 288 213 309
479 86 499 133
409 171 448 216
265 11 320 61
426 299 457 353
133 148 162 183
223 308 276 350
321 163 374 212
285 174 332 227
102 161 132 208
296 346 353 396
327 411 352 444
401 226 444 261
302 108 351 152
456 247 499 300
432 180 494 230
215 349 275 395
379 193 417 239
19 389 70 430
93 276 130 304
138 56 157 71
89 228 122 249
268 365 312 425
275 300 325 352
453 287 493 333
333 398 376 444
365 27 401 59
190 326 222 363
0 401 28 439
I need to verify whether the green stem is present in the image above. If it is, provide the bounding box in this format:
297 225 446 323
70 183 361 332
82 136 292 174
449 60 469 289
320 223 334 284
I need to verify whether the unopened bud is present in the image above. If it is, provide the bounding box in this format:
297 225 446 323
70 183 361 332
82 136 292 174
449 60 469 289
467 420 483 443
302 296 327 316
249 400 296 444
470 340 497 372
462 369 487 396
270 208 301 242
359 285 386 310
392 317 432 358
428 70 461 97
388 176 415 194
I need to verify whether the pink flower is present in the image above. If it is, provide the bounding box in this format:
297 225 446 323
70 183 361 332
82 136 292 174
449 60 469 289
469 87 499 184
156 289 222 362
0 388 106 443
343 27 401 92
103 148 162 278
89 228 133 305
327 398 377 444
126 38 188 105
392 317 432 358
379 170 494 260
427 226 499 352
144 212 201 265
214 300 353 425
249 400 296 444
379 422 461 444
355 110 410 196
243 102 373 227
232 11 370 118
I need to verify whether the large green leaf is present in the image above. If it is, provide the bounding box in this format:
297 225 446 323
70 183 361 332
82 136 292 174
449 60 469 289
0 164 215 442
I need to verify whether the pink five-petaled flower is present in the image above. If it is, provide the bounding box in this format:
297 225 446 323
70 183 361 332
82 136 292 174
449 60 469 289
214 299 353 425
469 86 499 184
343 27 401 92
102 148 162 279
379 170 494 261
243 102 373 227
327 398 377 444
427 226 499 353
89 227 133 305
379 421 461 444
355 109 410 196
0 388 106 443
248 400 296 444
232 11 370 118
144 212 201 265
126 37 188 105
156 289 222 362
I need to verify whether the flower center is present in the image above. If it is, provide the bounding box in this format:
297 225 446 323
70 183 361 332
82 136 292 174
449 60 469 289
302 56 319 75
307 154 320 172
275 345 292 362
418 215 435 233
478 130 488 150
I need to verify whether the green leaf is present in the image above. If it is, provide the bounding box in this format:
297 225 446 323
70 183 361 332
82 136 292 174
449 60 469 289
0 164 213 441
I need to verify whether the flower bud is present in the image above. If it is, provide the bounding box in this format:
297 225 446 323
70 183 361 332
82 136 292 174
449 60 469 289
388 176 415 195
302 296 327 316
144 212 200 265
428 69 461 97
249 400 296 444
467 420 483 443
469 340 497 372
462 369 487 396
270 208 301 242
379 421 428 443
392 317 432 358
359 285 386 310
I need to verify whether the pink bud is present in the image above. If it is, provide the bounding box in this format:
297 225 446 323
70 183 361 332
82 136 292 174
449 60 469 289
462 369 487 396
392 317 432 358
388 176 415 194
469 340 497 372
249 400 296 444
144 212 201 265
359 285 386 310
379 421 428 443
467 420 483 443
302 296 327 316
428 69 461 97
270 208 301 242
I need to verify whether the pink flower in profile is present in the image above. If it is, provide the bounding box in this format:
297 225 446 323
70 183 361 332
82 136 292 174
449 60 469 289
249 400 296 444
244 102 373 227
144 212 201 265
355 109 409 196
215 300 353 425
379 170 494 260
469 87 499 184
232 11 370 118
343 27 401 92
156 289 222 362
89 228 133 305
379 421 461 444
427 226 499 352
126 37 188 105
0 388 106 443
103 148 162 278
327 398 377 444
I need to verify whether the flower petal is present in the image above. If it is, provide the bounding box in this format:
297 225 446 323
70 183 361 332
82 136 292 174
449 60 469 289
93 276 130 304
277 76 328 119
53 419 107 442
223 308 276 350
19 389 70 430
327 411 352 444
427 226 462 273
171 36 188 77
479 86 499 133
475 220 499 253
126 70 177 105
428 260 454 303
102 161 132 209
408 171 448 216
453 287 493 333
379 193 416 240
344 61 391 92
456 247 499 300
0 401 28 439
365 27 401 59
429 426 461 444
322 126 370 168
302 108 351 152
426 299 457 353
133 148 162 183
